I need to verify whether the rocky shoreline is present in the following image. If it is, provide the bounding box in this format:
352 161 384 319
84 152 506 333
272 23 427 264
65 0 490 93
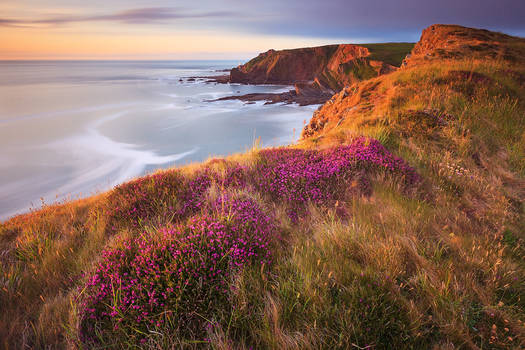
206 82 333 106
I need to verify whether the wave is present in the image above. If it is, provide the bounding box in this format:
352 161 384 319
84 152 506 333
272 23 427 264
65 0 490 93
0 102 140 126
41 111 197 205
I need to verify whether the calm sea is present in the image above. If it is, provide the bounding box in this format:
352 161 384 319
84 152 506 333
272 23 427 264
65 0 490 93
0 60 317 220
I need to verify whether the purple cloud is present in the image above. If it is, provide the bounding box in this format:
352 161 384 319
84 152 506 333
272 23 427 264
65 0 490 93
1 1 524 42
0 7 234 27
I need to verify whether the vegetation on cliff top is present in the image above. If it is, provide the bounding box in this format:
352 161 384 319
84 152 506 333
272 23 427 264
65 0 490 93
1 24 525 349
360 43 415 66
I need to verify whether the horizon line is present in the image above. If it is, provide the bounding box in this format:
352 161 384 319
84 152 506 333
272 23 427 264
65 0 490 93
0 41 420 62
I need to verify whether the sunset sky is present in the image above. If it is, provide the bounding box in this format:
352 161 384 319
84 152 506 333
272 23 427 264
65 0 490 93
2 0 525 60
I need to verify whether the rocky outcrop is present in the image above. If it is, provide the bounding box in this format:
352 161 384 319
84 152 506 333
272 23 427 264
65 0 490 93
302 80 382 138
208 80 334 106
402 24 525 67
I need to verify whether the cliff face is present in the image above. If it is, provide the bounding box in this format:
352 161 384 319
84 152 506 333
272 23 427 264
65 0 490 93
403 24 525 67
230 44 402 92
302 80 381 138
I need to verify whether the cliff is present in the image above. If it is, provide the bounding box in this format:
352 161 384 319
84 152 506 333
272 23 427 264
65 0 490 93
229 43 413 91
219 42 412 105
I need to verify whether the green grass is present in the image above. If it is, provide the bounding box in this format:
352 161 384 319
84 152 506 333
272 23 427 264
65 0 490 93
361 43 416 66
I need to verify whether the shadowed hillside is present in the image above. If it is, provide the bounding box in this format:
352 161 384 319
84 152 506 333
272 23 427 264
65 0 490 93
1 24 524 349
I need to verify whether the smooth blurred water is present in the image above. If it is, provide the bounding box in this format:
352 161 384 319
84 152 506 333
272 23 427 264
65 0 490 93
0 60 317 220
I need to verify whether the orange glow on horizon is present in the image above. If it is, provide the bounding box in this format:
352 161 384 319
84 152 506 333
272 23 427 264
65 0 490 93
0 23 350 60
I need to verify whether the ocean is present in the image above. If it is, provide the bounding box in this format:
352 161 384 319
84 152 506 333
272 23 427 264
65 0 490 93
0 60 318 220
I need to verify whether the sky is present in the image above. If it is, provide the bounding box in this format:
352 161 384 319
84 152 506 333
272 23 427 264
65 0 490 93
1 0 524 60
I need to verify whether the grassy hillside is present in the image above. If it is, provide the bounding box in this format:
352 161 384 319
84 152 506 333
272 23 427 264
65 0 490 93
1 25 525 349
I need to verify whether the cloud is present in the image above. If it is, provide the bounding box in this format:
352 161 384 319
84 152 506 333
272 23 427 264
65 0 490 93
0 7 234 27
220 0 525 40
0 18 32 27
1 0 524 42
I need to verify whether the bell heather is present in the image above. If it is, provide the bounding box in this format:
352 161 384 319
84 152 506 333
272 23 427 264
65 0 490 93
252 137 420 220
79 195 276 343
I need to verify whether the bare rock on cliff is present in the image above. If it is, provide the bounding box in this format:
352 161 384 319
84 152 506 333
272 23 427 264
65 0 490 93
301 80 382 138
402 24 525 67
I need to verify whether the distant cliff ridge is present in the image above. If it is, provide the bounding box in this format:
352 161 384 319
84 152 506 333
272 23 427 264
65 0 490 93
230 43 414 92
210 43 413 105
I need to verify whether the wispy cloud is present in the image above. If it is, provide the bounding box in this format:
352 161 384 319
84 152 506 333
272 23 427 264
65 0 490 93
0 7 234 27
1 1 524 42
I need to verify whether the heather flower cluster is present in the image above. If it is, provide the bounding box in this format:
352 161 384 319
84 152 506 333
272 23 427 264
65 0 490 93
106 162 247 231
106 138 419 229
79 138 420 343
252 137 420 220
79 195 276 343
